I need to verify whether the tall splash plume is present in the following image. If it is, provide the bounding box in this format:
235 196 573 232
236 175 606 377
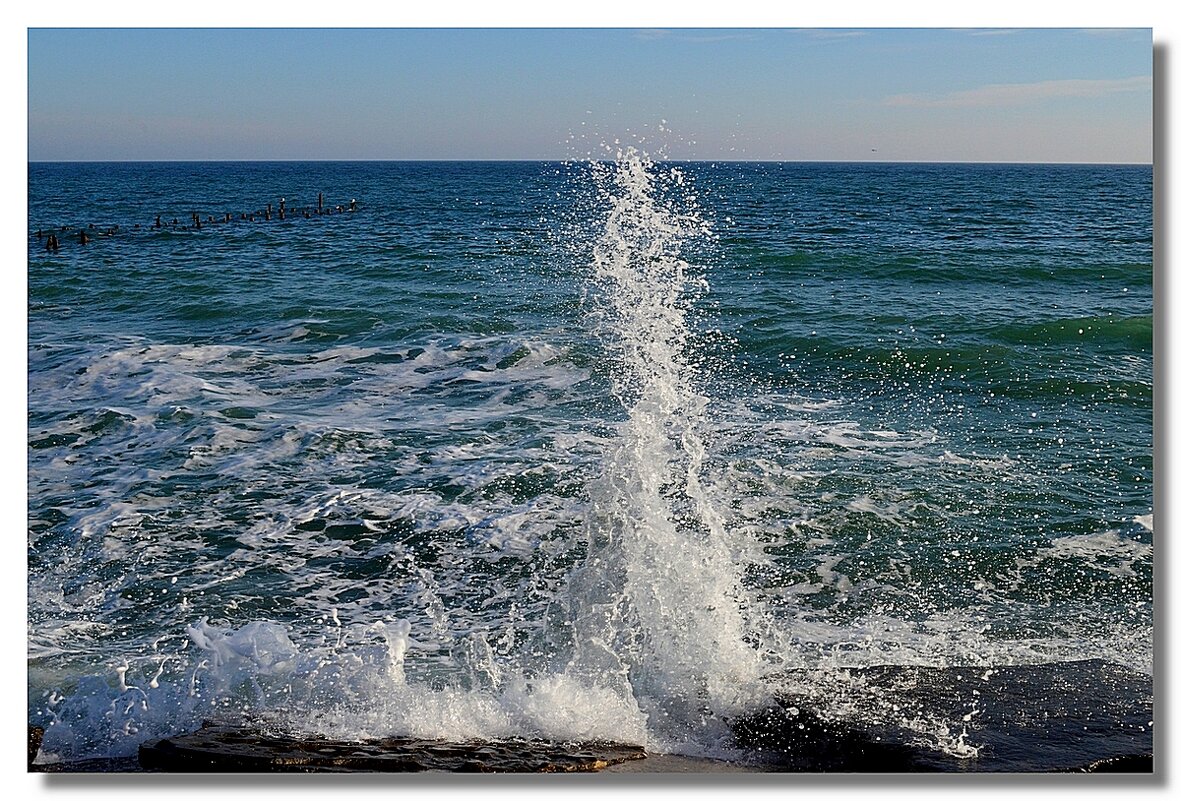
566 148 768 750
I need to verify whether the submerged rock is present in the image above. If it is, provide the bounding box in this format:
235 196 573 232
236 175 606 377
732 659 1152 772
138 723 646 773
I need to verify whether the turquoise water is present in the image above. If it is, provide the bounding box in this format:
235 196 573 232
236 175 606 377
27 157 1152 762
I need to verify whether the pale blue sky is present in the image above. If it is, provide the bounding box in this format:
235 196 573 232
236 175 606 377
27 27 1153 162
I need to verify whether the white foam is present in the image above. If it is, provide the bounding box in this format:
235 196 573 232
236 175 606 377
1038 530 1152 579
35 617 649 763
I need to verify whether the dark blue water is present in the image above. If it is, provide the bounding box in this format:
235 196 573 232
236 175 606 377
27 159 1152 764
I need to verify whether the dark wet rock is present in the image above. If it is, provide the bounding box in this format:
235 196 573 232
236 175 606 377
27 726 43 770
138 722 646 773
1068 754 1154 773
732 659 1152 772
730 703 924 772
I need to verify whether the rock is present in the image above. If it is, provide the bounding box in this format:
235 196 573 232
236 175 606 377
27 726 43 770
731 659 1152 772
139 723 646 773
1069 754 1154 773
729 703 923 772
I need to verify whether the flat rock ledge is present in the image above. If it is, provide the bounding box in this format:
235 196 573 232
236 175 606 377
136 723 647 773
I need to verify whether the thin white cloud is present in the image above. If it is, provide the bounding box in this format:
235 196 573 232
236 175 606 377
883 75 1151 108
966 28 1020 36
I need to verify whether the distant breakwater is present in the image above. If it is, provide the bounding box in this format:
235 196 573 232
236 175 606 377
33 192 359 252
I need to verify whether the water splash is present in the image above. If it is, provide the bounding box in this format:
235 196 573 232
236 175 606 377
565 148 769 749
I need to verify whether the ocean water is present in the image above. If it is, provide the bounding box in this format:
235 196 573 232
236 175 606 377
27 156 1152 765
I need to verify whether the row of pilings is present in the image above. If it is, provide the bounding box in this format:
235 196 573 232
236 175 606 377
34 193 359 252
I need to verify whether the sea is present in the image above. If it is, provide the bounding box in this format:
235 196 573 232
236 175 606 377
27 155 1153 767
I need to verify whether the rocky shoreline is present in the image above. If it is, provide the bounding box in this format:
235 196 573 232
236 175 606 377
29 660 1153 774
27 726 1151 775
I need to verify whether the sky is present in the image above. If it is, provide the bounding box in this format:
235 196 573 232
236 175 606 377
26 26 1153 163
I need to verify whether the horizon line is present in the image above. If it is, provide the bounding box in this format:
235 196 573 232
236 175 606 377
28 158 1153 166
